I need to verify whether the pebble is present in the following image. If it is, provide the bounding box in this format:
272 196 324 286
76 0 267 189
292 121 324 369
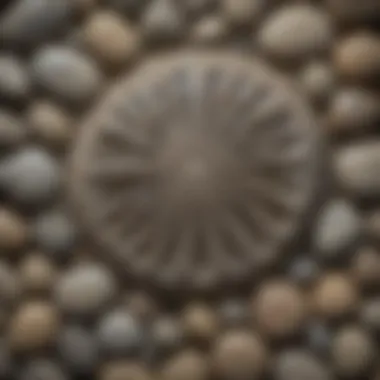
360 298 380 332
288 256 320 286
19 254 56 294
334 32 380 84
352 246 380 288
334 140 380 198
161 350 209 380
332 326 376 377
218 298 249 327
0 208 28 252
366 211 380 241
0 261 19 307
313 199 361 260
58 325 98 374
0 55 30 102
82 11 140 69
313 273 358 319
327 0 380 24
190 16 228 44
32 46 102 105
0 0 72 50
105 0 149 19
126 291 157 323
0 339 12 379
99 361 151 380
222 0 265 26
179 0 216 16
0 147 60 206
327 88 380 135
27 101 73 149
97 309 143 357
55 263 117 317
70 0 97 14
9 301 60 351
0 110 26 149
18 359 68 380
306 322 332 356
33 211 76 261
257 5 332 62
182 302 220 344
254 280 306 338
151 315 183 355
212 330 267 380
274 350 331 380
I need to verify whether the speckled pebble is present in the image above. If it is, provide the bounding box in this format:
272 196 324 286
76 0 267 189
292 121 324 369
18 359 68 380
352 246 380 288
258 5 332 62
32 46 102 105
0 208 28 252
0 147 60 206
99 361 152 380
332 326 376 377
0 55 30 102
0 110 26 149
55 263 117 317
313 199 361 260
0 260 20 304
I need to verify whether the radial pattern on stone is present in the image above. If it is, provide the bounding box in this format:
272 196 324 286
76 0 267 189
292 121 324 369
70 51 320 292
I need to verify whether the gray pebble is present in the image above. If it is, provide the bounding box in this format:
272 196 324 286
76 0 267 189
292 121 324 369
18 359 68 380
32 46 102 105
258 5 332 62
0 147 60 206
313 199 361 259
151 315 183 354
360 298 380 332
33 211 76 261
97 309 143 357
219 298 249 326
0 261 20 305
0 110 26 149
0 0 72 51
55 263 117 317
0 55 30 101
334 141 380 198
307 322 332 356
289 257 320 285
58 325 98 374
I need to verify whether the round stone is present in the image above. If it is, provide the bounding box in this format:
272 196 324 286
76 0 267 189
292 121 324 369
0 208 28 252
190 16 228 44
99 361 151 380
361 298 380 332
332 326 376 377
258 5 332 62
150 315 183 354
222 0 266 26
125 291 157 323
288 256 320 286
69 51 320 293
18 359 68 380
352 246 380 288
218 298 249 327
32 46 102 105
82 11 140 69
254 280 306 338
8 301 60 351
212 330 267 380
0 260 20 304
306 322 332 356
0 109 26 149
55 263 117 317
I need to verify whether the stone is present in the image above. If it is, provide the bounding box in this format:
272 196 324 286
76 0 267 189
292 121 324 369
0 208 28 251
150 315 183 355
222 0 266 26
306 322 332 356
18 359 68 380
99 361 152 380
0 260 20 304
360 298 380 332
288 256 320 286
125 291 157 323
0 339 12 379
190 16 228 44
0 110 26 149
327 0 380 24
218 298 249 327
352 246 380 288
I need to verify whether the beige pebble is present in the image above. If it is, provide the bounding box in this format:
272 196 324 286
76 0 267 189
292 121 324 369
190 15 228 44
0 208 28 252
99 361 151 380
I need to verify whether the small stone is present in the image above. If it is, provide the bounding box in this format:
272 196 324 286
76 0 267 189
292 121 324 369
327 88 380 135
0 339 12 379
313 199 361 260
99 361 151 380
70 0 97 14
274 350 331 380
190 16 228 44
306 322 332 356
97 309 143 357
218 298 249 327
126 291 157 323
82 11 140 69
19 254 56 294
179 0 216 16
18 359 68 380
151 315 183 355
182 302 219 344
104 0 149 18
58 325 98 374
222 0 265 26
0 0 72 50
32 46 102 105
0 147 60 206
258 5 332 62
288 257 320 286
327 0 380 24
334 32 380 84
0 260 20 304
332 326 376 377
366 211 380 241
9 301 60 351
33 211 76 261
0 55 30 102
0 208 28 252
254 280 306 338
352 246 380 288
55 263 117 317
27 101 73 149
313 273 358 319
0 110 26 149
334 140 380 198
360 298 380 332
212 330 267 380
162 350 209 380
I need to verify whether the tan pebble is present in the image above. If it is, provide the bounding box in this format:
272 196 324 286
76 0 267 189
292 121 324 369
254 280 306 338
313 273 358 319
27 101 73 149
125 291 157 322
222 0 265 25
334 32 380 83
19 254 57 294
191 16 228 44
99 361 151 380
352 247 380 288
0 208 28 252
182 302 219 344
83 11 140 69
161 350 209 380
212 330 267 380
9 301 60 351
332 326 376 376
